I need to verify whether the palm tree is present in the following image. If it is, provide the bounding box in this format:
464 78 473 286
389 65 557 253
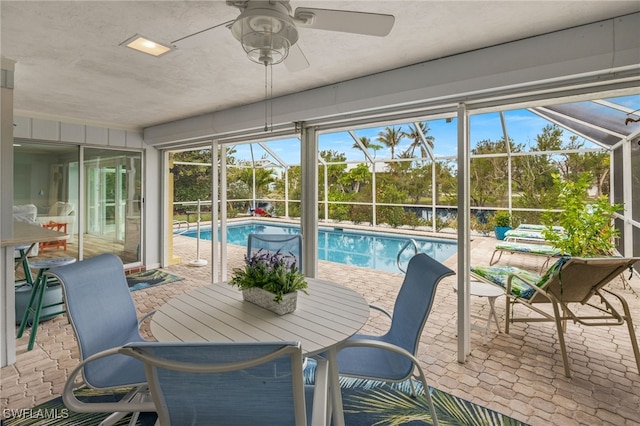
352 135 383 158
402 122 435 158
376 126 404 159
236 165 275 198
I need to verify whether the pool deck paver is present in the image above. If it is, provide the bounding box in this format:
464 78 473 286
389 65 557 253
2 230 640 426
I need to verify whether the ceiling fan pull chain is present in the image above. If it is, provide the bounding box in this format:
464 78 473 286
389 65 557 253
263 62 274 132
270 62 274 132
264 62 269 132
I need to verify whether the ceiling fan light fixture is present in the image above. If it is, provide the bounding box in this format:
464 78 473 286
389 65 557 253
243 31 291 65
230 4 298 65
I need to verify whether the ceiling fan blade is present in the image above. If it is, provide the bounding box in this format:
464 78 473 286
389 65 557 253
171 20 234 49
284 44 309 72
294 8 394 37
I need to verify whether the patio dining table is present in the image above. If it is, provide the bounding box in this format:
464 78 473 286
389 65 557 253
150 278 370 426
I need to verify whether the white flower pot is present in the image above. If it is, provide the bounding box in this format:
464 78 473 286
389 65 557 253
242 287 297 315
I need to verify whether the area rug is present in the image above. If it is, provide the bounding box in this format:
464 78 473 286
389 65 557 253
125 269 183 291
3 364 528 426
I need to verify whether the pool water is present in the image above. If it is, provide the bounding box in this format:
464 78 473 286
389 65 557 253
180 222 456 274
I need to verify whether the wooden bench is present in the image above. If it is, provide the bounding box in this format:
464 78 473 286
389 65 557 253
40 222 68 252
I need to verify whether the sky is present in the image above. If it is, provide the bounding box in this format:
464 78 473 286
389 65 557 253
229 95 640 166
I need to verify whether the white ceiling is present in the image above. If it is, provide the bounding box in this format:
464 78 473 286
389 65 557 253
2 1 639 131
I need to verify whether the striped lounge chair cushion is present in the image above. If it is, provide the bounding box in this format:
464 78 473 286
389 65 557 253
503 229 546 241
516 224 564 233
471 266 541 299
494 242 560 256
471 258 568 299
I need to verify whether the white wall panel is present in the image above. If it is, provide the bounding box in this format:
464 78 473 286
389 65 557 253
126 131 143 148
31 118 59 141
13 116 30 139
108 128 126 147
85 125 108 144
613 14 640 68
60 122 84 143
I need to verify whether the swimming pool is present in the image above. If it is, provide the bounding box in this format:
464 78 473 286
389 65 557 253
180 222 456 273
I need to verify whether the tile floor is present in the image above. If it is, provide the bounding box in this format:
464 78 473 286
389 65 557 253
2 233 640 425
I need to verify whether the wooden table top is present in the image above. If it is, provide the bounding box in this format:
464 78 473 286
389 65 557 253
151 278 370 357
0 221 69 247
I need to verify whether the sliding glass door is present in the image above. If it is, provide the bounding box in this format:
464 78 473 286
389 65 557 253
83 148 142 263
13 143 80 252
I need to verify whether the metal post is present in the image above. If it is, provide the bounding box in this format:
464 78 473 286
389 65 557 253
189 199 207 267
457 103 471 361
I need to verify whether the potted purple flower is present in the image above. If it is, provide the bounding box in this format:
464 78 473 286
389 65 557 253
230 250 308 315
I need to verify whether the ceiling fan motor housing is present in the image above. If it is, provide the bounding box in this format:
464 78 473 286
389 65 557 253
229 1 299 65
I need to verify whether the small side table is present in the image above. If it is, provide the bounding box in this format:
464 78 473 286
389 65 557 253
16 256 76 350
453 281 505 345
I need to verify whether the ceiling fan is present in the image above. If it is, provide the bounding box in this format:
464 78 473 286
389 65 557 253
172 0 395 72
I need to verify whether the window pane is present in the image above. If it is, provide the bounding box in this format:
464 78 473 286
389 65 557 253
13 142 79 259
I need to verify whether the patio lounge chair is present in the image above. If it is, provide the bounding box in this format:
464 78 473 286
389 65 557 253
504 224 564 244
117 341 328 426
504 228 547 243
49 254 153 425
335 253 455 426
248 233 303 272
516 224 564 232
489 241 561 271
471 256 640 377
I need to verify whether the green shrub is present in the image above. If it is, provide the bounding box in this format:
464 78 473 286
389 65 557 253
493 211 512 227
542 174 622 257
378 206 406 228
403 211 427 229
471 215 493 235
350 204 372 225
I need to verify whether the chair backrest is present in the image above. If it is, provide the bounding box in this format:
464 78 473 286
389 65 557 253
247 233 303 272
47 253 145 387
387 253 455 354
121 341 307 426
48 201 74 216
13 204 38 223
532 256 640 304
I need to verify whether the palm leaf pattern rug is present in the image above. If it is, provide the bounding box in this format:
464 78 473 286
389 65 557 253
3 363 527 426
338 378 525 425
125 269 183 291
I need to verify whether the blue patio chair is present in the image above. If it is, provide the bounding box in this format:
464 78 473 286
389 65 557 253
335 253 455 426
118 341 328 426
48 254 154 426
248 233 303 272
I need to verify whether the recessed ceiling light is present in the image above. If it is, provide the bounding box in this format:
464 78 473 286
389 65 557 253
120 34 173 57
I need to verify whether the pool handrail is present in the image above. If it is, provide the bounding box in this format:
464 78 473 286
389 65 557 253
397 239 419 273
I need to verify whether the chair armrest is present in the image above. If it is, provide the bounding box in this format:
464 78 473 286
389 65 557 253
337 338 430 391
338 338 416 363
62 347 154 413
137 310 156 331
337 339 439 425
310 357 329 426
368 304 392 321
